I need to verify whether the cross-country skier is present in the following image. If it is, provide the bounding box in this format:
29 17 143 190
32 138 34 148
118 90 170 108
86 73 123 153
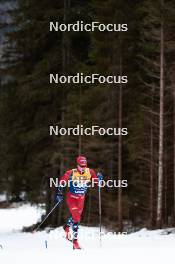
55 155 103 249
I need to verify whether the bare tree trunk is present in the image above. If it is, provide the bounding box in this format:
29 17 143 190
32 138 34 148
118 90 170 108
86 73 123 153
60 0 71 173
149 87 156 229
78 86 82 155
157 2 164 228
164 155 168 225
118 52 123 232
60 0 68 176
173 68 175 225
57 0 71 226
150 119 154 228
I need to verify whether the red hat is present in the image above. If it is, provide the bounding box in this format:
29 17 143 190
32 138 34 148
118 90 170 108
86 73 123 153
77 156 87 167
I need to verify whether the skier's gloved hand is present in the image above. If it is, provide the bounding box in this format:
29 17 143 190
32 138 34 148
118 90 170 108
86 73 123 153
55 187 63 203
97 172 103 181
97 172 103 187
55 193 63 203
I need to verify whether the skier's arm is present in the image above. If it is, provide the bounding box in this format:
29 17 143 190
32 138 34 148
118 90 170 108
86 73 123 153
90 169 103 187
59 170 72 188
90 169 99 185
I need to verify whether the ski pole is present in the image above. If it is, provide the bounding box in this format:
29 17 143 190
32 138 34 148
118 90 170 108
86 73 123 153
33 201 61 232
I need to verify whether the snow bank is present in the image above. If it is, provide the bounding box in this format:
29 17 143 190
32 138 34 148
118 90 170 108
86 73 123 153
0 203 44 233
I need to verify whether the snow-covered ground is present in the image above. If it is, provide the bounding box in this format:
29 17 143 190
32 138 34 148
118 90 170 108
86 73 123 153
0 204 174 264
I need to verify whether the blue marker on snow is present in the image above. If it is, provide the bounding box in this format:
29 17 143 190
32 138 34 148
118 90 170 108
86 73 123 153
45 240 48 249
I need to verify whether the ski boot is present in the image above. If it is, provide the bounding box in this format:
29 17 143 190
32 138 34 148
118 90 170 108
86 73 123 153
63 225 72 241
73 239 81 250
72 222 81 249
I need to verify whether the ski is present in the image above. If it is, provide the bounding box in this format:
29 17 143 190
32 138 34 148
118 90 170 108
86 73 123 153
63 234 82 249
